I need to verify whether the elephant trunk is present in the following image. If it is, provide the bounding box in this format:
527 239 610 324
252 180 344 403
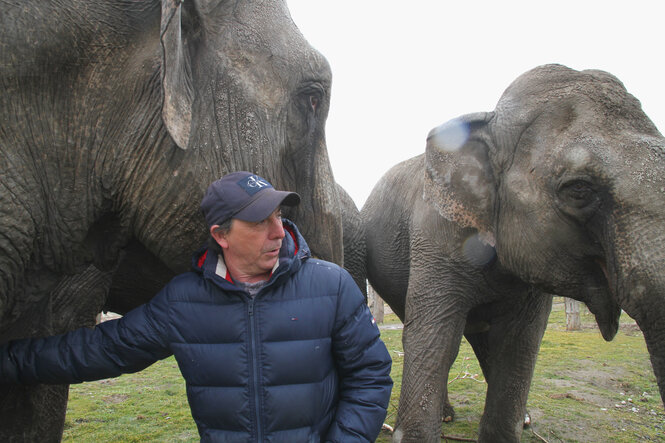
612 216 665 405
617 266 665 404
288 139 343 265
581 264 621 341
638 302 665 403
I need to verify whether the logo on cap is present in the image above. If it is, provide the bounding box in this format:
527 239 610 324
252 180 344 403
237 175 272 196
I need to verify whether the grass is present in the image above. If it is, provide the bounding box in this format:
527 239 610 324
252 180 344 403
63 359 198 442
63 299 664 442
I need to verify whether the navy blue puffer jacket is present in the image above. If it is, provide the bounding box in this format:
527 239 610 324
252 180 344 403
0 220 393 442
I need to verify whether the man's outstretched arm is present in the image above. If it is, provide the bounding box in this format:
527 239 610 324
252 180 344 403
0 289 172 385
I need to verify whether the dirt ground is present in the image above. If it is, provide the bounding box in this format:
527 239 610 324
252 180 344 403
522 321 663 442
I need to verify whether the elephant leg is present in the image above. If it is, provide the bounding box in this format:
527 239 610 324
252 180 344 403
0 384 69 443
0 265 111 441
465 324 531 428
476 292 552 442
0 299 70 442
464 328 491 379
393 281 467 443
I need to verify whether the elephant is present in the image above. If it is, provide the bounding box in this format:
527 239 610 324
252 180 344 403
362 64 665 442
337 184 367 297
0 0 342 440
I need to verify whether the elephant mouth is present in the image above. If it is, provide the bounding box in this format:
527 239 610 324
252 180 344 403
580 258 621 341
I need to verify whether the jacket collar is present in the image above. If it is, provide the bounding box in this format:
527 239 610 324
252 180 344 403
212 252 281 283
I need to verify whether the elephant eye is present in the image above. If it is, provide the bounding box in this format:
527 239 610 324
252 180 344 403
309 95 319 112
558 179 597 209
297 83 325 114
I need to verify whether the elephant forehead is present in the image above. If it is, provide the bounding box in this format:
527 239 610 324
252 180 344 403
203 23 331 104
620 137 665 187
201 2 326 69
559 134 665 185
549 138 616 177
562 146 593 168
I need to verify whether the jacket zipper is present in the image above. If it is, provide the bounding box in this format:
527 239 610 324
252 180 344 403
248 297 262 441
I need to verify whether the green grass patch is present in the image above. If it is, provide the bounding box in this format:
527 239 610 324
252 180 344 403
63 360 198 442
64 300 664 442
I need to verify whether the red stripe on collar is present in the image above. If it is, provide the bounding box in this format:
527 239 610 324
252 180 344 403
197 250 208 268
285 225 298 256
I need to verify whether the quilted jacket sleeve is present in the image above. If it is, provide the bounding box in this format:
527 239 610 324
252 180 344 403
325 269 393 443
0 288 172 385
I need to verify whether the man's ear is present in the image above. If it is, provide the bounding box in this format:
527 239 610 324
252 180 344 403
424 112 496 245
210 225 228 249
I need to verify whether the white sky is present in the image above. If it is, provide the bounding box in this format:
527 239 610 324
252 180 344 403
286 1 665 207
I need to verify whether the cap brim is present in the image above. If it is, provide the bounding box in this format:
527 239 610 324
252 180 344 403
233 190 300 222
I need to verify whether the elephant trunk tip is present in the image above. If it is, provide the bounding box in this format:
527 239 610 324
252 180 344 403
598 317 619 341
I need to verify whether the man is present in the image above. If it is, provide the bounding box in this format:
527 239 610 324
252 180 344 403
0 171 393 442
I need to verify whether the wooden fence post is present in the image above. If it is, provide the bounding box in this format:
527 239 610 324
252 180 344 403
565 298 581 331
368 283 384 324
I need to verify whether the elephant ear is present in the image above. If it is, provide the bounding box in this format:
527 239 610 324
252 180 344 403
160 0 195 150
424 112 496 246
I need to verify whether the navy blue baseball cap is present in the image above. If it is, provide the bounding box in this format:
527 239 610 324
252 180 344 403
200 172 300 227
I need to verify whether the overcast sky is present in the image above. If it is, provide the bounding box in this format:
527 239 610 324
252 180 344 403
286 1 664 207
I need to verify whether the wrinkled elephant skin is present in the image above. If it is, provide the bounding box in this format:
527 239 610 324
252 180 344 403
364 64 665 442
337 184 367 297
0 0 341 439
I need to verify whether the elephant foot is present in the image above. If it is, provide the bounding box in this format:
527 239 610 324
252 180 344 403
523 411 532 428
442 401 455 423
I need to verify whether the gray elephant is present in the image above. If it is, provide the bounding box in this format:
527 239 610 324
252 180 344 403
363 64 665 442
0 0 342 440
337 184 367 297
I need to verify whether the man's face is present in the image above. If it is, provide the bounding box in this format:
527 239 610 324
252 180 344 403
212 208 285 283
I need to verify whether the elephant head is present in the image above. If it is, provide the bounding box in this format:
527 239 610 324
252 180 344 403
425 64 665 402
137 0 342 271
